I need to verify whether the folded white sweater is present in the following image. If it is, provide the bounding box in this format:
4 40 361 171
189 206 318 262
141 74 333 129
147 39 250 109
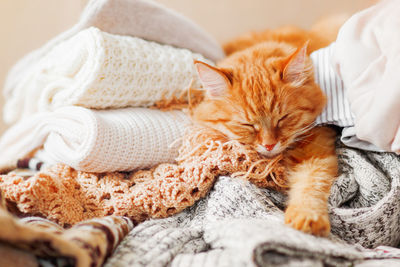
0 107 191 172
4 0 224 112
3 27 209 124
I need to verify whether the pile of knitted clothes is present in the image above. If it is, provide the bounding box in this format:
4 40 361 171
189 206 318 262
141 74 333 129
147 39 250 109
0 0 286 266
2 1 400 267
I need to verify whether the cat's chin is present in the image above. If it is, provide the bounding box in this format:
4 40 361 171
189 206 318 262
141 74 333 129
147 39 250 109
255 144 283 158
258 151 281 158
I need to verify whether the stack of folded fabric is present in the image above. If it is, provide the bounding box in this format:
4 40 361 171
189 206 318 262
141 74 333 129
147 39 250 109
0 2 228 264
0 0 225 173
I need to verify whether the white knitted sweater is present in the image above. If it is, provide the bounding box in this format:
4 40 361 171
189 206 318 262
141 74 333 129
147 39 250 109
0 107 191 172
3 27 209 123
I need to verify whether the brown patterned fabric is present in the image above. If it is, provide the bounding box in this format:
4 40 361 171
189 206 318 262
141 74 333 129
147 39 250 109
0 127 285 226
0 243 38 267
0 190 133 267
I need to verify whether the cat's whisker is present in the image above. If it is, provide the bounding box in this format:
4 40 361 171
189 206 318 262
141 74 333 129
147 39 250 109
294 132 313 141
295 127 313 136
295 138 333 150
294 123 317 138
296 122 316 134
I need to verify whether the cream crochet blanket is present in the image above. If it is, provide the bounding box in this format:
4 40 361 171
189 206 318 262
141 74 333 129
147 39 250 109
3 27 209 123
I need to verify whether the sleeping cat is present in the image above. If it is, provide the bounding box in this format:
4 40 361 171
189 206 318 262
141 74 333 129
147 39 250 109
192 22 342 236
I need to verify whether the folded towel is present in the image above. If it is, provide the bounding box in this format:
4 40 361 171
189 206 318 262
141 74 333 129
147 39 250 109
3 27 209 123
4 0 224 120
333 0 400 152
0 106 191 172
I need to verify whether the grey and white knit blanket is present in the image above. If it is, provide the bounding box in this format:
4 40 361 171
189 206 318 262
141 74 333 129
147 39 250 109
105 141 400 266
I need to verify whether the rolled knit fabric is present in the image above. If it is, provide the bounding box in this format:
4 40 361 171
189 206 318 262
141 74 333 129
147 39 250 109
4 0 224 115
0 106 191 172
3 27 209 123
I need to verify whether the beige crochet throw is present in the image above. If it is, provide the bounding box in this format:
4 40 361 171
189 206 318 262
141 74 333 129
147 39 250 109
0 127 286 226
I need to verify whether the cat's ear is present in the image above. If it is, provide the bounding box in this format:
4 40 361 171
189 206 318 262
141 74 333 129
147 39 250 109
194 60 230 99
282 42 312 86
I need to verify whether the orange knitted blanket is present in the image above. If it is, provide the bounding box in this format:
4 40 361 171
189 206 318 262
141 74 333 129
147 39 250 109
0 126 286 226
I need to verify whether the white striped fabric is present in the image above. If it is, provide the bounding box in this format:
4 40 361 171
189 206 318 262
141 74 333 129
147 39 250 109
311 43 355 127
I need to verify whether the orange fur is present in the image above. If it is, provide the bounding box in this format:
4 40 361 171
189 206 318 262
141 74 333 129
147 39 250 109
223 15 346 56
192 20 342 236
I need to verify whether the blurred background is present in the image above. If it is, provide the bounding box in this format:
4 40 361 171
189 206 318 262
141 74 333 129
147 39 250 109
0 0 374 134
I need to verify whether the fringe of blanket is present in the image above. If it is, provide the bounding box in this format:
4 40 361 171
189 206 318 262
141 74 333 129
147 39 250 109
0 126 286 227
0 126 286 265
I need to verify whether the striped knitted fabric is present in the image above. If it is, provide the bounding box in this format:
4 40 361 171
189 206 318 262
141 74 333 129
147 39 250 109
312 43 355 127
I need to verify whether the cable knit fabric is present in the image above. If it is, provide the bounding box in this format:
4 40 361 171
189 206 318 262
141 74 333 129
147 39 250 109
103 141 400 267
4 0 224 122
0 106 191 172
312 44 355 128
3 27 209 123
0 127 285 226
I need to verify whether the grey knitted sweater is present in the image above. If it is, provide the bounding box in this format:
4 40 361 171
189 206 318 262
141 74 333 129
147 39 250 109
105 141 400 267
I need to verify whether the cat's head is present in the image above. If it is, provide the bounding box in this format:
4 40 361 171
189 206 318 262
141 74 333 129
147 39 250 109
192 42 326 157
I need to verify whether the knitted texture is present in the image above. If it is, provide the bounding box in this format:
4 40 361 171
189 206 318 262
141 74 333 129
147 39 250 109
3 27 210 123
0 190 133 267
104 143 400 267
4 0 224 123
0 127 286 226
0 106 191 173
2 143 400 266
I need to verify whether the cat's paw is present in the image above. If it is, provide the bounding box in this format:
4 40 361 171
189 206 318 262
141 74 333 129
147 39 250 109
284 205 330 236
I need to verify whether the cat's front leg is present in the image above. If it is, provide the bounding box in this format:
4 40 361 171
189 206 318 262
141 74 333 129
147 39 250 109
283 127 338 236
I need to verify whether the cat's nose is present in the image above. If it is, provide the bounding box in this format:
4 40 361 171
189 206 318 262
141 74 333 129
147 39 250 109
264 143 276 151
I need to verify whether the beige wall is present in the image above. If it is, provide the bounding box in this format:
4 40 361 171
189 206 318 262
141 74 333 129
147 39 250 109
156 0 373 43
0 0 84 133
0 0 373 133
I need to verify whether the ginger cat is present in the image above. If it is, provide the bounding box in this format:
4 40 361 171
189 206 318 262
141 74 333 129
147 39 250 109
192 21 342 236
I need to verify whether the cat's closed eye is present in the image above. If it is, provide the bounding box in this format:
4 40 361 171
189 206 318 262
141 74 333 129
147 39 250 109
277 114 290 126
241 123 254 127
240 123 261 131
239 123 256 131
